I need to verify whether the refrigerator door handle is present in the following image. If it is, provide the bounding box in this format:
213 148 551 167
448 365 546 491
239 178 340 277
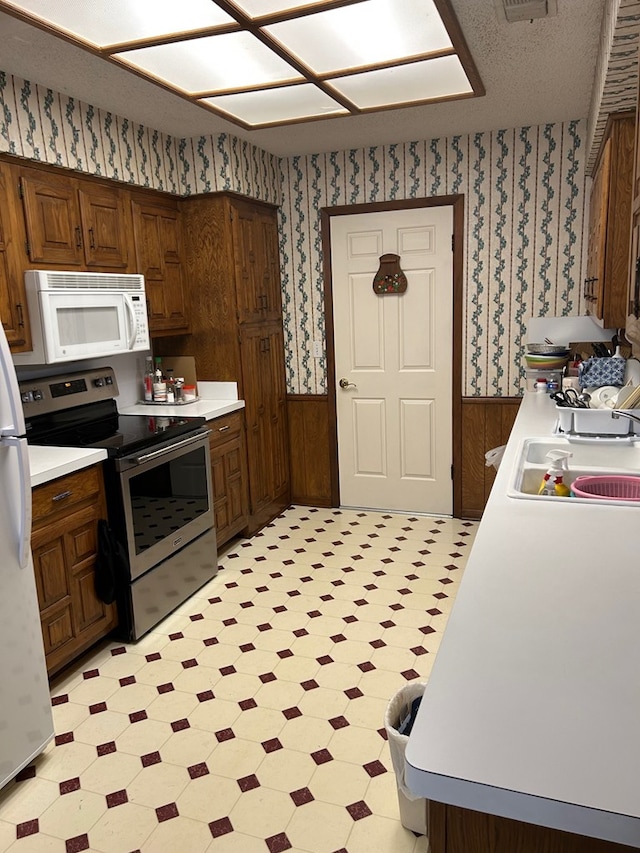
0 316 26 437
2 437 32 569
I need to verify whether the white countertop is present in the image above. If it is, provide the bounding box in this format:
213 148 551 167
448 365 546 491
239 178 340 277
119 398 245 419
29 445 108 488
405 392 640 848
119 381 245 421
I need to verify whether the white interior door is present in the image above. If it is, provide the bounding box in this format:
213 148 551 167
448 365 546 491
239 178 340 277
330 206 453 514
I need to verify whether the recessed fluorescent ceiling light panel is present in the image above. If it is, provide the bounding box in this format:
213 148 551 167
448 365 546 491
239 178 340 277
0 0 484 130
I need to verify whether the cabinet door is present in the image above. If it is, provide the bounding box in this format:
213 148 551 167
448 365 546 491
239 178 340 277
240 325 273 515
78 184 129 268
265 323 289 497
20 172 84 265
131 199 188 333
258 210 283 321
586 114 634 328
0 166 30 347
0 252 27 347
232 203 264 324
585 139 610 313
32 466 117 676
32 521 75 661
210 429 248 547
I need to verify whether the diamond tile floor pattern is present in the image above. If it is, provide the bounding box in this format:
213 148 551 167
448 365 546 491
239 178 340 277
0 506 477 853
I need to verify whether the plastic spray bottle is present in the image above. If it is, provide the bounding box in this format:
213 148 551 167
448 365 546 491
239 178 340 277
537 450 572 497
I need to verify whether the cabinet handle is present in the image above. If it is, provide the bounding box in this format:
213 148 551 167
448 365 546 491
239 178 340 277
218 425 230 432
52 490 72 502
88 227 96 250
75 226 82 248
16 303 24 327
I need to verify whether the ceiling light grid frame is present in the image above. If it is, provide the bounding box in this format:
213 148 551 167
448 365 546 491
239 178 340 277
0 0 485 131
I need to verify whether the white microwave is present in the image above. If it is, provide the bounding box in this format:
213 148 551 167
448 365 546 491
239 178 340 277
13 270 151 365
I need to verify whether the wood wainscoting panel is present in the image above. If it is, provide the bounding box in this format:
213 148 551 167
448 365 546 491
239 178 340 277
288 395 332 507
460 397 521 519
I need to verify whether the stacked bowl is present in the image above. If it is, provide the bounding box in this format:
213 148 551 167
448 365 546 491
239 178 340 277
524 343 570 372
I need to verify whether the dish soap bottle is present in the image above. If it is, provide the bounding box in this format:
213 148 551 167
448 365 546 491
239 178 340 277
538 450 572 497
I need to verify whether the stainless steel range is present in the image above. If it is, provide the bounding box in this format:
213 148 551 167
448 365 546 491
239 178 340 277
21 366 217 641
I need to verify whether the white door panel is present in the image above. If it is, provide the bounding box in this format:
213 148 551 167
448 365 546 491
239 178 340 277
331 206 453 514
400 399 434 478
353 398 386 476
351 275 384 369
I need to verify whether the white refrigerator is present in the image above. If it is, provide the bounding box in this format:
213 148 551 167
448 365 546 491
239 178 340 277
0 324 54 788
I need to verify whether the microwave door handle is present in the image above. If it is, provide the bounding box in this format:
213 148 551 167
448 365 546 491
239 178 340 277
123 294 138 350
2 437 32 568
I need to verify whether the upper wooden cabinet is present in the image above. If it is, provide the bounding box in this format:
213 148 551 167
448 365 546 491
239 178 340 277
131 195 189 335
0 164 31 350
19 170 130 270
232 200 283 324
584 112 635 328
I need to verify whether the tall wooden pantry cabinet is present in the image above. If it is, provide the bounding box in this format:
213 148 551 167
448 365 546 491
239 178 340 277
161 192 290 536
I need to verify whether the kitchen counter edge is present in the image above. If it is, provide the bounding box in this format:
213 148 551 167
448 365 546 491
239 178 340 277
118 399 245 420
405 391 640 849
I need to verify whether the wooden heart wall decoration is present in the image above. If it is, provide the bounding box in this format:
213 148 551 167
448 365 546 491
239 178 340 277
373 254 407 294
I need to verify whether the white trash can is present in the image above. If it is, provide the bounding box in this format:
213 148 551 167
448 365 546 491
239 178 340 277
384 681 427 836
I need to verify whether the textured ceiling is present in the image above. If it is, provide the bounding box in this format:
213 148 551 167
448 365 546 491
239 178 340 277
0 0 608 157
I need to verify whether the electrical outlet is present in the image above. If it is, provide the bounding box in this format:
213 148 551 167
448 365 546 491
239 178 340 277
312 340 323 358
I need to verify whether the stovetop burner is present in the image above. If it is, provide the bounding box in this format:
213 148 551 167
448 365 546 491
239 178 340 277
25 398 206 457
20 366 206 457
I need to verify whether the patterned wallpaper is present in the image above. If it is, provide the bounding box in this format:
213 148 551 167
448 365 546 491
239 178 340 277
0 69 589 397
0 71 282 203
280 123 588 396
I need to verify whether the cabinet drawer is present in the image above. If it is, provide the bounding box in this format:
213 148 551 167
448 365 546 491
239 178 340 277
33 466 102 524
208 410 244 448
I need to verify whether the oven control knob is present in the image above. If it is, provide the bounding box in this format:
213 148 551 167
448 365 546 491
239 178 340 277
94 378 105 387
33 390 44 401
105 376 113 385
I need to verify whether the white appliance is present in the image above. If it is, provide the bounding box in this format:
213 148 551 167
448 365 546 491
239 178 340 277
13 270 150 366
0 322 54 788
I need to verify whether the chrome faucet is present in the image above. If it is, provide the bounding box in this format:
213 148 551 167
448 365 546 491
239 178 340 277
611 410 640 425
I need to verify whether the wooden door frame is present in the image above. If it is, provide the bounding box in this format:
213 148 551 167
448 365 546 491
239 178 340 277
321 195 465 518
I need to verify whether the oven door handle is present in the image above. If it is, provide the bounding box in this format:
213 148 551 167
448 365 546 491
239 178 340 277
124 430 210 466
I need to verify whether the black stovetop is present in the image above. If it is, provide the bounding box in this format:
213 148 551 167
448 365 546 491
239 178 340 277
25 398 206 458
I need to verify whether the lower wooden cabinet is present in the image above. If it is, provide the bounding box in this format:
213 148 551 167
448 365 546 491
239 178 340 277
31 465 118 677
209 410 249 548
428 801 633 853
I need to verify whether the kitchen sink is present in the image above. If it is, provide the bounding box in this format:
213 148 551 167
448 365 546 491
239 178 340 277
508 437 640 506
521 437 640 467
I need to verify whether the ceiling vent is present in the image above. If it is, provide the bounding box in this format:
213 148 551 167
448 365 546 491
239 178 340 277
494 0 558 23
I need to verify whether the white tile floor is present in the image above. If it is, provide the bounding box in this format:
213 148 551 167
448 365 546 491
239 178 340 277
0 506 477 853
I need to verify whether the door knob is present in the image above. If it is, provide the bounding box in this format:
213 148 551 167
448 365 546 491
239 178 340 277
339 378 357 389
